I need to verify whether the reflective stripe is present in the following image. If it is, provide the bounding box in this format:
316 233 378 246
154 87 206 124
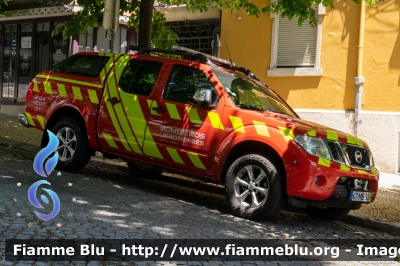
166 103 181 120
25 112 36 126
253 120 270 137
185 107 202 124
318 158 331 167
307 130 316 137
278 126 295 142
57 84 67 97
371 168 378 176
147 100 161 116
143 128 164 159
87 89 99 104
229 116 245 133
208 112 224 130
102 132 118 148
325 130 338 141
44 81 53 94
119 93 163 159
117 132 132 152
346 135 357 144
33 79 39 92
105 58 143 154
340 164 350 171
36 115 45 129
105 93 142 153
100 54 119 85
72 86 82 100
358 169 367 174
166 147 184 164
187 152 206 169
114 55 130 79
36 74 103 88
346 135 364 146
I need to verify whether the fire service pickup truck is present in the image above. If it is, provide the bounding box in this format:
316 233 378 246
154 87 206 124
19 46 379 221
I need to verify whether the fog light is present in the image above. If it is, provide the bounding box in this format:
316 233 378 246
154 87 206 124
338 176 348 184
314 175 326 186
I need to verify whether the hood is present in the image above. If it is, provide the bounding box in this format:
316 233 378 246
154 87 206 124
261 112 367 147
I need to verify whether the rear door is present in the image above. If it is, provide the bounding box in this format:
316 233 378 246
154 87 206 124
97 54 166 160
146 62 225 174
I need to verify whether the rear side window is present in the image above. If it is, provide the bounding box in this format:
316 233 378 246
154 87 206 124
51 54 110 77
119 60 163 96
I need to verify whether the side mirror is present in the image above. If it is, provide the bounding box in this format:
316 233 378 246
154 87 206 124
193 89 212 105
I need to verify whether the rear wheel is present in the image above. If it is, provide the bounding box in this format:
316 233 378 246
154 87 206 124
225 154 284 220
127 161 163 178
304 206 351 221
52 117 92 172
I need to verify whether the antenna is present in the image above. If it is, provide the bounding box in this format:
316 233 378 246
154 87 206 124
225 41 234 70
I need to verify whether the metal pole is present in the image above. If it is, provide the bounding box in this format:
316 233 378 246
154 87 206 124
354 0 366 137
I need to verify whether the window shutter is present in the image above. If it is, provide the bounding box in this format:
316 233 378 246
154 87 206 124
276 16 317 67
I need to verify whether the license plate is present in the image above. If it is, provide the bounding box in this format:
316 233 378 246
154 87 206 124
350 191 372 202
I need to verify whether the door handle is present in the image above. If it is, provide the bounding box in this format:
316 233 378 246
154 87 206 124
152 106 166 112
107 97 120 104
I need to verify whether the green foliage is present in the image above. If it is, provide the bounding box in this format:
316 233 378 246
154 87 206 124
53 0 384 49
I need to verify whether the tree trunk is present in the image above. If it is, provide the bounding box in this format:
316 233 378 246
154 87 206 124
138 0 155 47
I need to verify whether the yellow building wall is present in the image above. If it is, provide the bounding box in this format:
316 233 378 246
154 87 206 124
220 0 400 112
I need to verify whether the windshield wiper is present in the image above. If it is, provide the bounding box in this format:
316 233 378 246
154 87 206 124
236 104 265 111
264 109 286 115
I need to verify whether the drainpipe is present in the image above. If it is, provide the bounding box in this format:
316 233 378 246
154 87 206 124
354 0 366 137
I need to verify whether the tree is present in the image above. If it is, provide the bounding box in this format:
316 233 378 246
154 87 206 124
55 0 382 49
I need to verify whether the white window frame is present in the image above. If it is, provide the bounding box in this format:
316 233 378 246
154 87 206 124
267 4 325 77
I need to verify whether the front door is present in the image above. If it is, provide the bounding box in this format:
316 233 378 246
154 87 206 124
147 63 224 174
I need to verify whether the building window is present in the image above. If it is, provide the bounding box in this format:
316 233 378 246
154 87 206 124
268 5 324 76
52 22 68 66
78 27 94 52
96 26 127 53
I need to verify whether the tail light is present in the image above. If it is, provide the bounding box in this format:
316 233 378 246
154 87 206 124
25 82 34 104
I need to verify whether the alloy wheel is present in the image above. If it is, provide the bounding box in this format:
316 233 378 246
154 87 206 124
56 127 77 162
234 165 270 208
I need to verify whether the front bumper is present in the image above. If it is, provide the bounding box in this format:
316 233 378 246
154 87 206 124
288 182 374 209
283 141 379 202
18 113 30 128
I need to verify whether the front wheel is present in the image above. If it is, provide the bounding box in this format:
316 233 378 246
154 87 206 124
304 206 351 221
225 154 284 220
52 117 92 172
127 161 163 178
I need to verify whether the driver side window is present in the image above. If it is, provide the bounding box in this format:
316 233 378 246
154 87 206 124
163 65 214 106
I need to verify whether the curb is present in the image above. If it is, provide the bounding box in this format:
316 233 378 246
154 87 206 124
0 136 399 235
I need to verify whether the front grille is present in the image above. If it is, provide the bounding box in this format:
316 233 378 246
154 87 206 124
327 141 346 164
342 144 371 169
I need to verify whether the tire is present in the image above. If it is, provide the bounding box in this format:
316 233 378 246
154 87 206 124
127 161 163 178
225 154 284 220
304 206 351 221
51 117 92 172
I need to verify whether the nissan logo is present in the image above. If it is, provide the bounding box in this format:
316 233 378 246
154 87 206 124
355 150 363 163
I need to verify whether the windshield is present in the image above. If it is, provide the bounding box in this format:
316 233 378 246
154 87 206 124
213 68 297 117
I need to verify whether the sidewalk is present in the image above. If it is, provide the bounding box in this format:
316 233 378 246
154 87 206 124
1 113 400 234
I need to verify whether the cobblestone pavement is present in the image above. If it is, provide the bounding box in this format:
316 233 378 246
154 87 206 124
1 113 400 225
0 113 41 146
0 146 398 266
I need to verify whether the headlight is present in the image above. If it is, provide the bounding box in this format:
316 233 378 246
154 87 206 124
294 135 332 160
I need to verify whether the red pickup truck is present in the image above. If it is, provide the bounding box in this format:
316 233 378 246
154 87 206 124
19 46 379 221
